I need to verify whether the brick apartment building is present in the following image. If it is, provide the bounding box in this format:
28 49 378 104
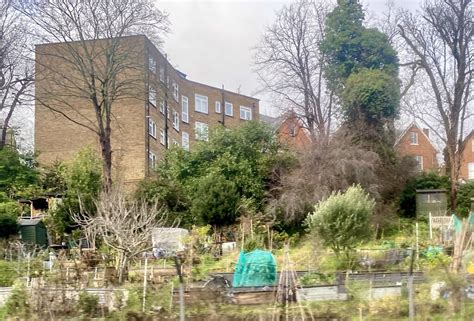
35 35 259 185
394 122 438 172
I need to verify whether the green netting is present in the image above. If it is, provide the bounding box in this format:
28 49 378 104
453 213 474 233
232 249 277 288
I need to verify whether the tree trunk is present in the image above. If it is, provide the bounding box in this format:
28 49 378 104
99 135 113 192
0 101 15 149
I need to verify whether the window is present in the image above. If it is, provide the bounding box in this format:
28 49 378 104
167 107 170 119
159 67 165 83
469 163 474 180
166 75 170 88
172 139 180 147
182 96 189 123
173 110 180 131
148 86 156 106
195 94 208 114
288 123 296 137
410 132 418 145
159 129 165 145
149 56 156 73
173 82 179 102
215 101 221 113
182 132 189 151
240 106 252 120
148 151 157 169
225 102 233 116
159 100 165 114
148 119 157 138
195 122 209 141
414 155 423 171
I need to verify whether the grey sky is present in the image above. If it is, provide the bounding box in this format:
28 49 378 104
158 0 420 116
8 0 422 150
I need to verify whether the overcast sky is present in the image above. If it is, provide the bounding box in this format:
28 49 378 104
10 0 422 150
158 0 420 116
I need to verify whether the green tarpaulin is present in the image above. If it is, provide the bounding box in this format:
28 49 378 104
232 250 277 287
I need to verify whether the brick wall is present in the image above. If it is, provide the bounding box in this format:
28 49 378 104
395 124 438 172
36 35 259 185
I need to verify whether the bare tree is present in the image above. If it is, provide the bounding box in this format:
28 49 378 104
254 0 334 139
398 0 474 209
74 188 169 283
17 0 169 190
0 0 33 149
266 132 380 224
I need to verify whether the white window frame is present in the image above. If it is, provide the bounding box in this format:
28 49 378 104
159 100 165 114
159 128 165 145
173 110 180 131
414 155 423 171
182 132 190 151
410 132 418 145
172 139 180 147
195 94 209 114
159 66 165 83
225 102 233 116
167 107 171 119
195 122 209 141
182 96 189 123
148 151 157 169
149 56 156 73
173 82 179 102
148 86 157 107
240 106 252 120
469 162 474 180
148 119 157 138
215 101 221 113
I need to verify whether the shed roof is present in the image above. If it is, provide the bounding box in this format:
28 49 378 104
19 218 44 226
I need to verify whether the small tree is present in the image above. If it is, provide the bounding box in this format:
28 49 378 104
73 187 169 283
306 185 375 260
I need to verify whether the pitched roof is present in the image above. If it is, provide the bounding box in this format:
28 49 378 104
394 121 437 152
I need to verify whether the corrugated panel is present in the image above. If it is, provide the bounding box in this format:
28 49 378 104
20 226 36 244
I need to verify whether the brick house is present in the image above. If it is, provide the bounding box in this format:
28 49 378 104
260 111 312 150
460 131 474 181
35 35 259 185
394 122 438 172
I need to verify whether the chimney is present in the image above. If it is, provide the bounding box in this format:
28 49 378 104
423 128 429 137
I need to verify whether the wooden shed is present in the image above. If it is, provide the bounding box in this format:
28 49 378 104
19 218 48 248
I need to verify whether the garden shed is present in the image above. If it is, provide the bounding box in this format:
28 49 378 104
19 218 48 248
416 189 448 217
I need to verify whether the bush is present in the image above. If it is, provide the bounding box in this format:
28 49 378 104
457 181 474 217
0 260 19 286
77 291 99 317
5 282 30 318
0 200 20 240
306 185 375 259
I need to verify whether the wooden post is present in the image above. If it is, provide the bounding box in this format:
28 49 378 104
174 256 185 321
142 256 148 312
408 249 415 321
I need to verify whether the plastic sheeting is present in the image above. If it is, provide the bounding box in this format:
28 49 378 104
232 250 277 287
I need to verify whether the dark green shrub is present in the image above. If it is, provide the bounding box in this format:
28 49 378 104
457 182 474 217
